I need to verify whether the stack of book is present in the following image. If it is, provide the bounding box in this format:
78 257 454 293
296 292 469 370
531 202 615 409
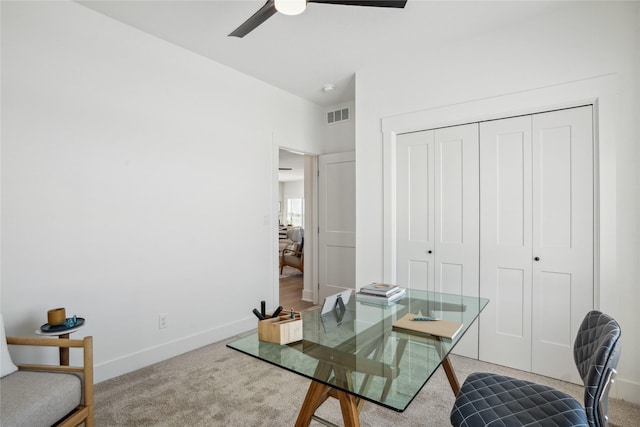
355 283 406 306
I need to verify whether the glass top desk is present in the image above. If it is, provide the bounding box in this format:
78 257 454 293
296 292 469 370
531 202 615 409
228 290 489 427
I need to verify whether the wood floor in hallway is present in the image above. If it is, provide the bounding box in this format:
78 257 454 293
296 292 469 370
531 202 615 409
279 267 316 312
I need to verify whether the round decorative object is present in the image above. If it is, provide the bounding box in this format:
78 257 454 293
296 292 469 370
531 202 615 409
40 317 85 333
47 307 66 326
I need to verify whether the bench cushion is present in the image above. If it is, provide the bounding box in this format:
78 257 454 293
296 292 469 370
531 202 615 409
1 315 18 377
0 370 81 427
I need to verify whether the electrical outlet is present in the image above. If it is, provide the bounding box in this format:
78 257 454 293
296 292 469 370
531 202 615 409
158 313 168 329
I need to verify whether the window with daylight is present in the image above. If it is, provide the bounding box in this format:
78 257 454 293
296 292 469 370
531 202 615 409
287 198 304 228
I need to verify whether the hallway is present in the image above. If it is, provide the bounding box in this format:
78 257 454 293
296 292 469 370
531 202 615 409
279 266 315 311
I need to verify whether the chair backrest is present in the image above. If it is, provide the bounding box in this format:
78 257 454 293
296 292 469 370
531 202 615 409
573 310 621 427
287 227 303 244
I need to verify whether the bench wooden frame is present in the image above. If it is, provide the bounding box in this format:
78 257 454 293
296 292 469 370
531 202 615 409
6 335 94 427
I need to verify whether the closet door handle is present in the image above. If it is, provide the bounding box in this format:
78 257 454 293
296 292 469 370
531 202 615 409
534 256 540 261
427 250 433 254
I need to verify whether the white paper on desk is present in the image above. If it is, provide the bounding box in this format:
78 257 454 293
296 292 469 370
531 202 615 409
321 289 352 315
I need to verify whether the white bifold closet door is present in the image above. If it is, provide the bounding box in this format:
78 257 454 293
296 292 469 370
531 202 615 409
478 116 533 371
396 124 479 358
479 106 593 384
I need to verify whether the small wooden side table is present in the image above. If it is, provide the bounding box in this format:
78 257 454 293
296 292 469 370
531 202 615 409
35 321 86 366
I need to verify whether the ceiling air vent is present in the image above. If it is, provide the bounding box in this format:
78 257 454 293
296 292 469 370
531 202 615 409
327 107 350 124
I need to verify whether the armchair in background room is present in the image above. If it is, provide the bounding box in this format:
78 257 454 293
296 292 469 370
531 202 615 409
280 226 304 274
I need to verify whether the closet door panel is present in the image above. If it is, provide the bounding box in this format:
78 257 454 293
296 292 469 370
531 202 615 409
538 271 572 346
531 106 593 384
439 262 463 296
408 259 429 290
438 138 463 244
434 124 479 358
433 124 479 296
496 267 526 337
396 124 479 358
539 130 572 247
396 131 435 291
479 115 533 371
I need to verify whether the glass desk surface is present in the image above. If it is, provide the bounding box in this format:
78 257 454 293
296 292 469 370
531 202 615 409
227 289 489 412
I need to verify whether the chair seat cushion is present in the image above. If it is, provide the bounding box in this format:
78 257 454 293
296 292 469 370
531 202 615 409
450 372 588 427
0 370 82 427
283 253 302 263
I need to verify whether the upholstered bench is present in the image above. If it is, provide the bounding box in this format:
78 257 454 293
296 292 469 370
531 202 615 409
1 370 84 426
1 316 94 427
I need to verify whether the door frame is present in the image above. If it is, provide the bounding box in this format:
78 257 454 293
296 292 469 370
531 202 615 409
273 146 319 306
381 75 619 311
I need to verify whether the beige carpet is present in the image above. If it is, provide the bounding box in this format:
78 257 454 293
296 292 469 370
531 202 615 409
95 334 640 426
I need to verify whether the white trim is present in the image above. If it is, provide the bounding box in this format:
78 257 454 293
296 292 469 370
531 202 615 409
304 154 319 304
272 139 281 308
95 316 254 383
614 377 640 404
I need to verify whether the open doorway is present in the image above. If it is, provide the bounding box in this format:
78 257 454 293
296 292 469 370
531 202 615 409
278 149 316 311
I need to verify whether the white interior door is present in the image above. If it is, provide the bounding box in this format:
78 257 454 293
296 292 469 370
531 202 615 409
396 124 479 358
479 115 534 371
480 106 594 383
433 124 480 358
318 152 356 300
396 130 435 291
433 124 480 298
531 106 593 383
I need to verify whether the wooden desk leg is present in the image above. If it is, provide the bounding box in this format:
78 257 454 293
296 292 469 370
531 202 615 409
295 380 332 427
433 336 461 396
295 364 362 427
441 355 460 396
295 362 333 427
335 389 360 427
59 333 70 366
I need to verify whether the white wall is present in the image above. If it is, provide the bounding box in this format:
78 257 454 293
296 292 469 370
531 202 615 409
324 100 356 153
1 1 326 382
355 2 640 403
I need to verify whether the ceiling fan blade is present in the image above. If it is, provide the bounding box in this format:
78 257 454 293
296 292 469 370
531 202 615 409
228 0 277 38
308 0 407 8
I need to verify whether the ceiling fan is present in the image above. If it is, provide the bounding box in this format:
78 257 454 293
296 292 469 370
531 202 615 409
229 0 408 38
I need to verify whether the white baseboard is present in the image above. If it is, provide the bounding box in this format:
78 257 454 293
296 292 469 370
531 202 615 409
93 316 255 384
302 289 314 301
614 376 640 405
90 316 640 407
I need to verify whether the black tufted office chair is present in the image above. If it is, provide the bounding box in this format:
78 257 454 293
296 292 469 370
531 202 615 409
450 310 621 427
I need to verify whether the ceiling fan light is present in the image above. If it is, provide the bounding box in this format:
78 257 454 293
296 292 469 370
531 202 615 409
274 0 306 16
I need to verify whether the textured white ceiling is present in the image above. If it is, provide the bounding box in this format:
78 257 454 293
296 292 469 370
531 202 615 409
77 1 570 107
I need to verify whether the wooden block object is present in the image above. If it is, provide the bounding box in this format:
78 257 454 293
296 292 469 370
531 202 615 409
258 310 303 345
